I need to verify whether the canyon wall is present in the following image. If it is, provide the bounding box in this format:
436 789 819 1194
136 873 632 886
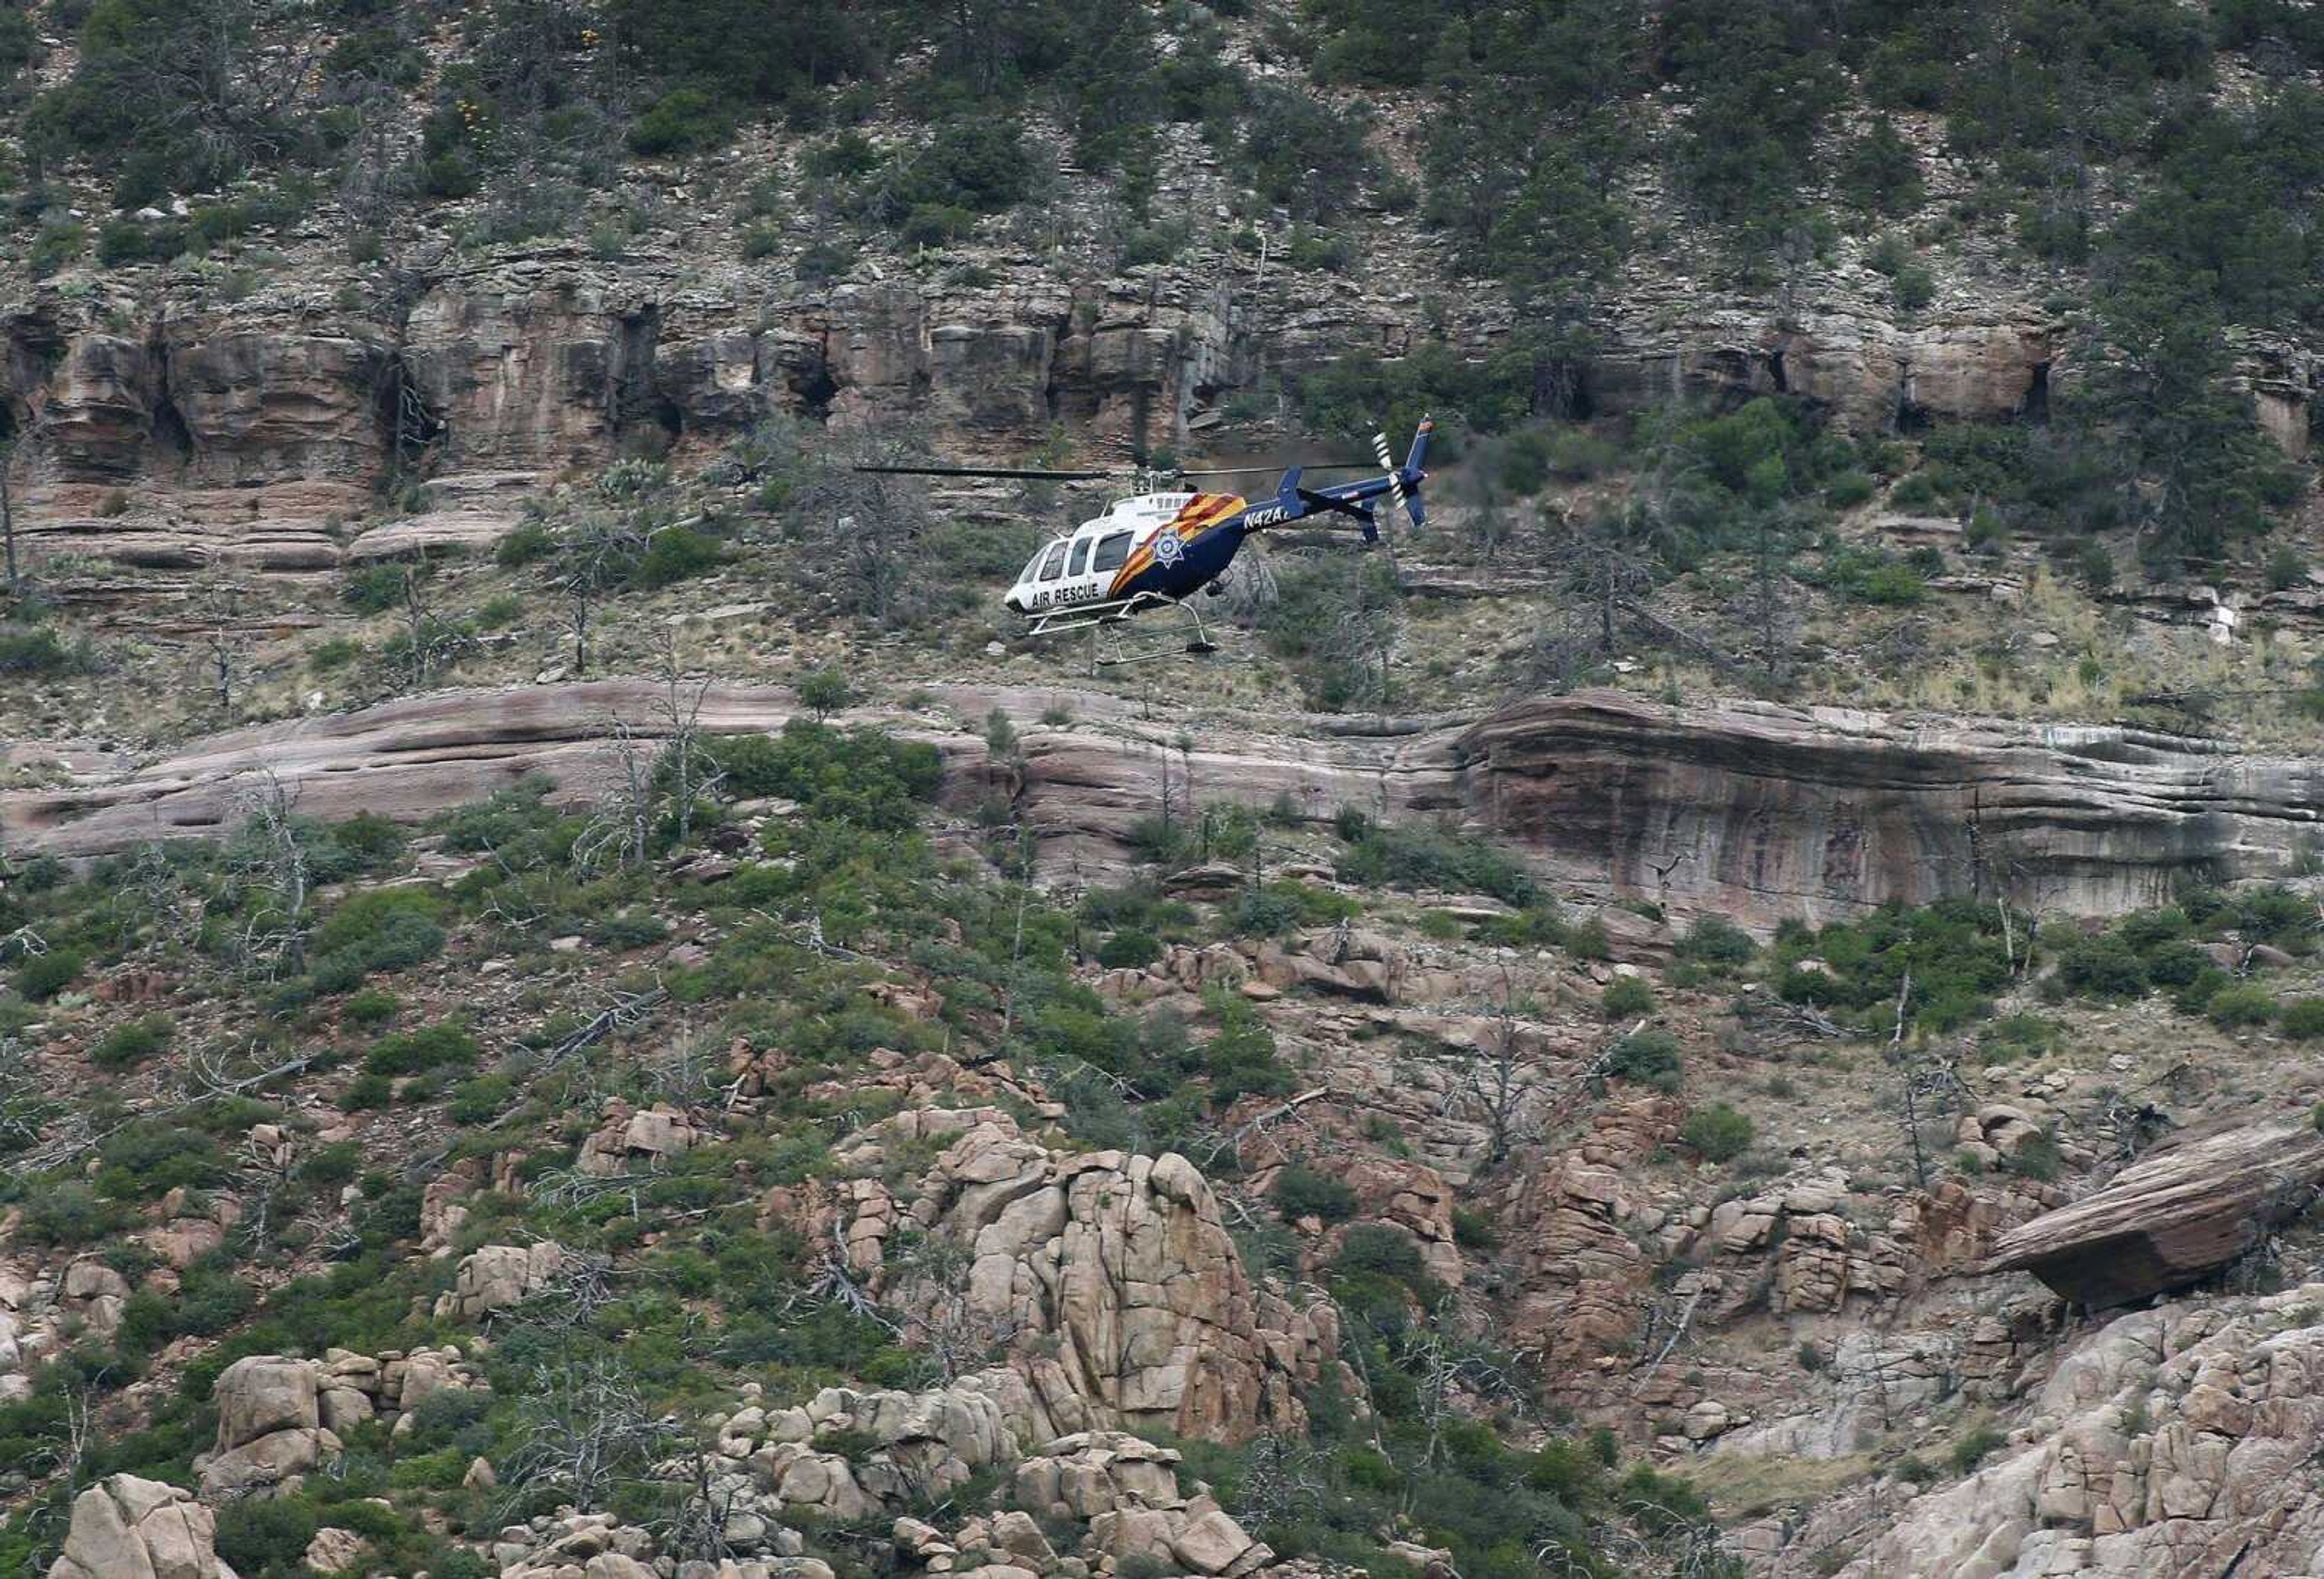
5 684 2313 924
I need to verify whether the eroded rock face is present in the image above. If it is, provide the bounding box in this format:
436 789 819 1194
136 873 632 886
45 1475 237 1579
433 1242 570 1323
826 1109 1346 1444
1451 691 2324 924
1814 1286 2324 1579
8 686 2318 930
1986 1117 2324 1307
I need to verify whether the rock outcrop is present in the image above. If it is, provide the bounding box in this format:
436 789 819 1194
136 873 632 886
808 1109 1347 1444
7 686 2318 925
1450 691 2324 923
197 1355 344 1500
1816 1285 2324 1579
45 1475 238 1579
1986 1117 2324 1308
433 1242 571 1323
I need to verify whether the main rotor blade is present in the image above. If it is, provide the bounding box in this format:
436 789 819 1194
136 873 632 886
1175 460 1378 476
852 464 1120 480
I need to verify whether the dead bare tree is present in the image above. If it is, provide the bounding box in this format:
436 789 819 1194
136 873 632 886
502 1354 686 1515
551 505 652 677
229 770 311 978
1896 1047 1973 1190
571 719 657 876
792 428 938 628
390 562 474 689
0 1036 61 1157
888 1235 1024 1381
651 629 724 850
1458 969 1548 1169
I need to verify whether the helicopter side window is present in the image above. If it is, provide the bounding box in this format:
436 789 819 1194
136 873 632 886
1068 537 1092 576
1091 530 1132 573
1037 542 1069 582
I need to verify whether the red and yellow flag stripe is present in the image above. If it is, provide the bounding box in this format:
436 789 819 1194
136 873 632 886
1107 493 1246 597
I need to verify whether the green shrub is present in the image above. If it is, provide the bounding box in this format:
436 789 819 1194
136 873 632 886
632 525 727 588
2004 1132 2063 1182
496 520 554 567
2207 983 2276 1028
96 216 186 266
343 988 400 1027
90 1014 172 1071
1273 1163 1357 1224
19 1181 122 1245
28 218 87 277
17 948 85 1001
1604 1029 1682 1092
1600 975 1654 1018
1679 1103 1754 1162
700 722 940 831
1825 470 1876 507
343 560 425 614
628 88 730 155
1336 821 1535 905
1450 1206 1497 1250
1949 1425 2006 1476
364 1022 478 1077
313 888 445 965
796 668 855 720
2282 999 2324 1039
448 1074 515 1124
2056 934 2148 999
1676 916 1756 968
0 625 94 674
215 1497 321 1577
1096 928 1163 970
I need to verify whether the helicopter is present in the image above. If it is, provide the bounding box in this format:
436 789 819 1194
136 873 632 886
858 419 1433 666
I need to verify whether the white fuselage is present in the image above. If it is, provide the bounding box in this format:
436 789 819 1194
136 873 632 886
1004 493 1197 614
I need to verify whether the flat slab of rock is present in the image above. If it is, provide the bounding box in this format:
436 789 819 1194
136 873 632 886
1986 1117 2324 1306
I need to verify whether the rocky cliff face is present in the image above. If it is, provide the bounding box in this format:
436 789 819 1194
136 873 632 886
8 682 2314 924
0 221 2112 571
1807 1285 2324 1579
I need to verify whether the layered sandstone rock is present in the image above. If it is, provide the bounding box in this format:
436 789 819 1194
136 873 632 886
1449 691 2324 923
7 686 2317 928
1986 1117 2324 1307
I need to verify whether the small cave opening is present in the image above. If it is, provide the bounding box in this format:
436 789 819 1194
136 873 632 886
652 397 684 445
1765 346 1790 393
149 390 194 463
791 353 839 424
2020 361 2052 425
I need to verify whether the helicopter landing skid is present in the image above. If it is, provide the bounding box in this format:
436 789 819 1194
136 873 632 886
1022 593 1216 672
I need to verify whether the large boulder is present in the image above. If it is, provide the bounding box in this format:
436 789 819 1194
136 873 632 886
46 1475 238 1579
1986 1117 2324 1307
199 1356 340 1499
433 1242 569 1322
